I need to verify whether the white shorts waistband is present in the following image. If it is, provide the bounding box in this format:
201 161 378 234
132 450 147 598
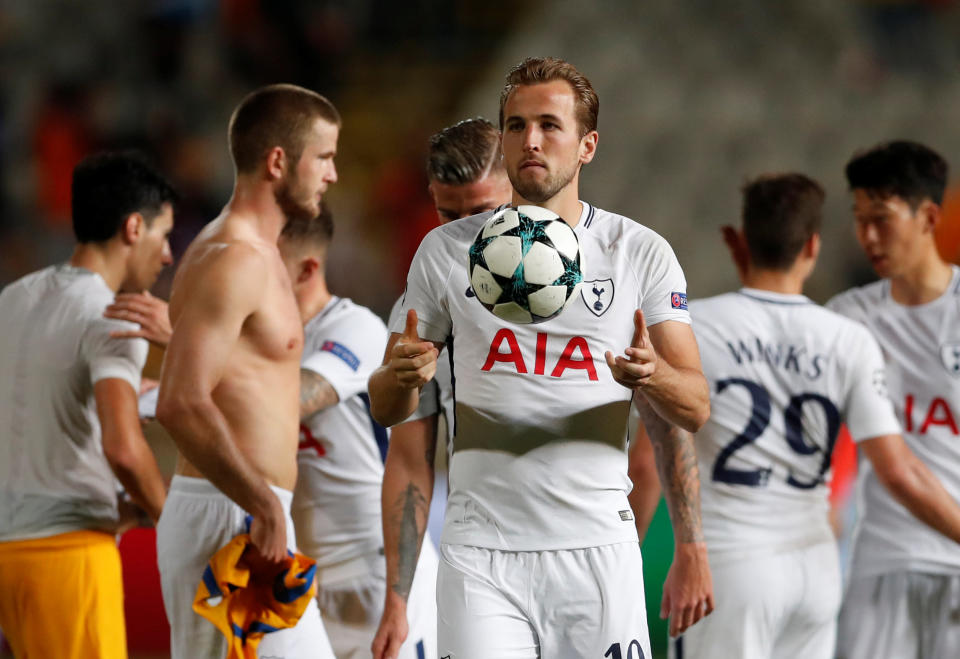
169 474 293 509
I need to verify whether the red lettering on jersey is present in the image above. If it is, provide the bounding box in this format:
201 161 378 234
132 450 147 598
534 332 547 375
298 424 326 456
919 397 959 435
550 336 598 381
481 328 527 373
905 394 914 433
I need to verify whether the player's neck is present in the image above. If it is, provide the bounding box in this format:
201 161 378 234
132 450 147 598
741 268 805 296
513 185 582 229
889 254 953 306
69 242 125 292
226 180 287 243
297 279 333 325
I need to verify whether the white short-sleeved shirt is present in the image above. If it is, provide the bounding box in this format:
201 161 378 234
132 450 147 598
291 297 392 567
691 289 900 562
0 264 147 542
827 266 960 577
392 202 691 551
387 296 454 455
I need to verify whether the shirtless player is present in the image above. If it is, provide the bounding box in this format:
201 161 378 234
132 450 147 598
156 84 339 659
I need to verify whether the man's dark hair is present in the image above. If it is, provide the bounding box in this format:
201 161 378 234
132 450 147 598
280 200 334 248
427 118 503 185
742 173 825 271
229 83 340 175
499 57 598 138
71 150 177 244
845 140 948 207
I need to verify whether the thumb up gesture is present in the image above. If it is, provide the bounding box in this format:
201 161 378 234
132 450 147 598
389 309 439 389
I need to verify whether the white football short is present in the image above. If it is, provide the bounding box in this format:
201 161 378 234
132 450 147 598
156 475 334 659
837 570 960 659
670 541 840 659
437 541 650 659
317 539 439 659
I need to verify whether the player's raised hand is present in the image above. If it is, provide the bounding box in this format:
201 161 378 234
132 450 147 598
105 291 173 347
605 309 659 389
371 593 409 659
660 541 714 636
389 309 438 389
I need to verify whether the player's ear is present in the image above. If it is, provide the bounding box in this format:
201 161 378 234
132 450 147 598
120 212 144 245
579 130 598 165
918 199 941 235
806 233 822 261
721 225 749 280
298 256 320 283
265 146 286 181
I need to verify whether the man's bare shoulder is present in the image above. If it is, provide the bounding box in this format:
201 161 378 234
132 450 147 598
171 233 275 323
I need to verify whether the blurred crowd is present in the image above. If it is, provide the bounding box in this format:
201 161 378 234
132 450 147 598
0 0 516 315
1 0 958 311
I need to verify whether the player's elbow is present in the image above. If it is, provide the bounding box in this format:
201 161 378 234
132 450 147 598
156 391 204 433
370 402 402 429
673 373 711 432
367 375 404 427
103 438 140 481
693 404 711 433
680 398 710 433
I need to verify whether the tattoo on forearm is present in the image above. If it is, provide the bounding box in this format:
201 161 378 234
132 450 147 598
640 403 704 543
390 483 428 600
299 369 339 419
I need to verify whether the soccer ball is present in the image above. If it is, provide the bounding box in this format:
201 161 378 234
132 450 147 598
468 205 583 324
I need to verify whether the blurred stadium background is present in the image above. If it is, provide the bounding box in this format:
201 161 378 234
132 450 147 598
2 0 960 657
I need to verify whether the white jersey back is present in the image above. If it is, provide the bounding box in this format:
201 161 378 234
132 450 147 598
827 266 960 577
393 202 691 551
0 265 147 541
388 296 454 456
291 297 390 567
693 289 899 561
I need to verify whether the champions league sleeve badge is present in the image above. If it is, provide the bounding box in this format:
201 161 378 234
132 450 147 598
581 278 614 316
670 291 688 310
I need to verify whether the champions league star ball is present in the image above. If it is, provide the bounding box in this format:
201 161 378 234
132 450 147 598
468 205 583 324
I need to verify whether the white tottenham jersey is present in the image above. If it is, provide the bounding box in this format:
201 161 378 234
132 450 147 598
393 202 691 551
692 289 900 562
0 265 147 542
291 297 391 568
827 266 960 577
388 296 455 455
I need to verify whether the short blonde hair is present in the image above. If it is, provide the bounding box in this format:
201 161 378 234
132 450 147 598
229 84 340 174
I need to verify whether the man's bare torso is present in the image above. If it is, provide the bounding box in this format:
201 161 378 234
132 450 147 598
169 214 303 490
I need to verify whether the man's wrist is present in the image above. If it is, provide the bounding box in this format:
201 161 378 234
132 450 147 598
250 488 282 521
384 586 410 610
674 540 708 558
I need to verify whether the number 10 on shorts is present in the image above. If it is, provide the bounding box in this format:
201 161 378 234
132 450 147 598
605 640 644 659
